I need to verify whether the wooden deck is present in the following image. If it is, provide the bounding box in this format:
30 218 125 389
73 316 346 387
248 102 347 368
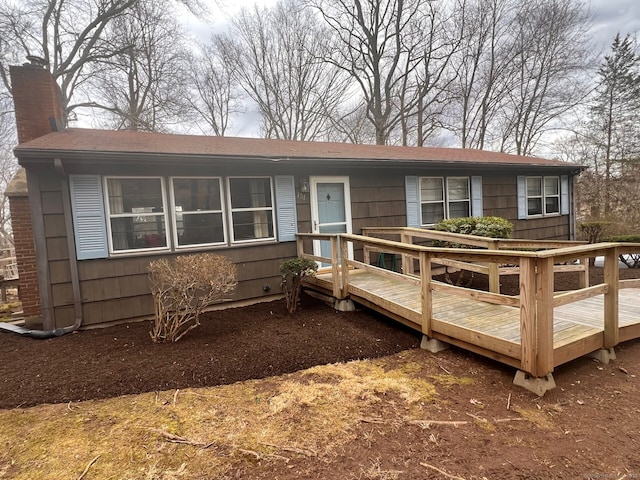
298 231 640 392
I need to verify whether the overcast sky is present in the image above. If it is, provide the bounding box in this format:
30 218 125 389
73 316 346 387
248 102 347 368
194 0 640 50
589 0 640 48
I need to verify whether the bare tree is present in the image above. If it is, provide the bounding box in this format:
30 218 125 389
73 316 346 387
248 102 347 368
0 102 18 249
83 0 192 131
309 0 441 145
215 0 349 141
447 0 516 149
0 0 138 117
498 0 594 155
188 43 244 136
402 0 463 147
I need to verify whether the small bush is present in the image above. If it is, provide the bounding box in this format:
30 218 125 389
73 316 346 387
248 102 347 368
579 221 609 243
280 257 318 313
148 254 237 343
434 216 513 247
433 216 513 286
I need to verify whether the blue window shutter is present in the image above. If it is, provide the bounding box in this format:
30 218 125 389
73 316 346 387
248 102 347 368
405 176 420 227
69 175 108 260
275 175 297 242
560 175 569 215
471 176 483 217
517 176 527 220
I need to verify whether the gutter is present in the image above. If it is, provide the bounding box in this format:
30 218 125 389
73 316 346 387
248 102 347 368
0 158 83 338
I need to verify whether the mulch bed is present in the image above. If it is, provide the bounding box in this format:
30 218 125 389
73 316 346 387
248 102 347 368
0 266 637 410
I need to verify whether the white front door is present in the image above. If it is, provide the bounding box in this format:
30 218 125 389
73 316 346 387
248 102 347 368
310 176 353 264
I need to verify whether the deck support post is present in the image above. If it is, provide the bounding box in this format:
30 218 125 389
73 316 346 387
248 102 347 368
488 240 500 294
420 335 449 353
419 251 432 336
588 348 616 364
513 371 556 397
519 257 537 376
535 257 555 378
340 236 350 299
603 246 619 349
330 236 342 299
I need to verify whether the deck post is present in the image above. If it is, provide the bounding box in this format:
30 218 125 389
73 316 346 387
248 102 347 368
419 251 432 336
401 232 413 275
340 236 350 299
603 246 619 349
330 236 341 299
296 236 304 257
488 240 500 294
535 257 555 377
519 257 537 376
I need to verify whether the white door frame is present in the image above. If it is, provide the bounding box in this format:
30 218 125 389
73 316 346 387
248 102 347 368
310 176 353 262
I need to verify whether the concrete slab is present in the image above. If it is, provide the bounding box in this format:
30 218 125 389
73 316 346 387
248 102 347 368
588 348 616 364
513 370 556 396
334 298 355 312
420 335 450 353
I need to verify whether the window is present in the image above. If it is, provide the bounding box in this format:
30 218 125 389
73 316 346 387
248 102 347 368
105 177 169 252
526 176 559 216
102 176 279 252
171 178 225 247
419 176 470 226
228 177 275 242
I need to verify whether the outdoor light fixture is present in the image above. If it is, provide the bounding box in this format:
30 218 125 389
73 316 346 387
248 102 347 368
300 179 309 193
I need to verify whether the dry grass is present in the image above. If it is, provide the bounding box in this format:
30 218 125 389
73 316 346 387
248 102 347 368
0 350 442 480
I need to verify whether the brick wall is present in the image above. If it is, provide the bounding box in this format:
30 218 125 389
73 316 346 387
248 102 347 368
8 63 66 323
7 193 41 319
9 63 65 144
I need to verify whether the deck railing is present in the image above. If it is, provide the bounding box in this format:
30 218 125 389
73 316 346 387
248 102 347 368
297 232 640 378
360 227 589 294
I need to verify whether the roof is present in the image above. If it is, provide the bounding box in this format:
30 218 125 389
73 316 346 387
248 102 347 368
14 128 580 169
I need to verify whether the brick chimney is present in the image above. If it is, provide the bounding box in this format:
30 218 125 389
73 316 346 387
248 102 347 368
10 56 66 144
7 59 66 326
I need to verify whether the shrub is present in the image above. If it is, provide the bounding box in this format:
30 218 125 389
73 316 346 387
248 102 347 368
434 216 513 247
280 257 318 313
433 216 513 286
148 254 237 343
579 221 609 243
603 235 640 268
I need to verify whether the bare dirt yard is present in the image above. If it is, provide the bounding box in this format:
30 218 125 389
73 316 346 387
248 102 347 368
1 267 639 479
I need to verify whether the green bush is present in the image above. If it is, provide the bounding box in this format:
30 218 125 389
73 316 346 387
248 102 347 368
280 257 318 313
434 216 513 242
604 235 640 243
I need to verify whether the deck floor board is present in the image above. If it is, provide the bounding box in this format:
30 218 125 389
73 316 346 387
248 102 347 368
310 268 640 371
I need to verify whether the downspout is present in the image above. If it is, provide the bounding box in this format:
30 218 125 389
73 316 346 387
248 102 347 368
0 159 83 338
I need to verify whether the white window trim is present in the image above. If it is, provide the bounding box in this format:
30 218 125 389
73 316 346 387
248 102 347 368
419 176 471 227
169 176 227 249
525 176 561 218
104 176 171 254
226 176 277 244
543 177 560 215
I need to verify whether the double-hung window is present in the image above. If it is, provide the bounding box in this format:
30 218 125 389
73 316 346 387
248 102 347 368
526 176 560 216
105 177 168 252
228 177 275 242
419 176 470 226
171 177 225 247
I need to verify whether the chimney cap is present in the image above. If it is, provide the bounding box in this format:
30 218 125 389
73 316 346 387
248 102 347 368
25 55 48 68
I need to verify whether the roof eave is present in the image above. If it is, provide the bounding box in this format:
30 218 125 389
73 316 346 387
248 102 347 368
13 147 586 171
